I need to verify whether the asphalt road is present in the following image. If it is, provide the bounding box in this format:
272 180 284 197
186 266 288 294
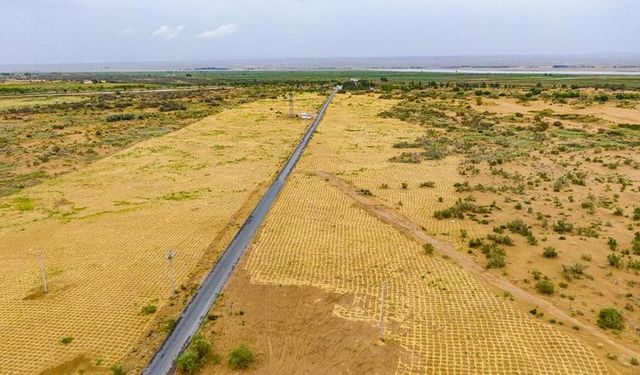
143 87 338 375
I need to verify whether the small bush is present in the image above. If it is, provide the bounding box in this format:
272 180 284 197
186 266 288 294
422 243 435 255
542 247 558 258
469 238 483 248
597 308 624 330
607 253 622 268
419 181 435 188
506 219 530 236
359 189 372 196
482 243 506 268
553 219 573 234
562 262 586 279
487 234 514 246
176 335 215 374
13 196 35 212
229 344 255 369
110 364 125 375
401 182 408 189
60 336 74 345
176 350 201 374
141 304 157 315
106 113 136 122
634 207 640 221
159 101 187 112
607 237 618 251
536 279 555 294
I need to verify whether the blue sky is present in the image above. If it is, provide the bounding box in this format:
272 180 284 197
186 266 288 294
1 0 639 64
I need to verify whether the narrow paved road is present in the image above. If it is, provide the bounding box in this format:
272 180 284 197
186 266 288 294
144 87 339 375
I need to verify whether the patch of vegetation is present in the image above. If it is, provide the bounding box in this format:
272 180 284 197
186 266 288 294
542 247 558 258
13 196 35 212
423 243 435 255
506 219 531 237
176 334 215 374
162 191 199 201
141 303 157 315
433 199 490 220
60 336 74 345
535 279 555 294
106 113 137 122
228 344 255 370
597 308 624 330
553 219 574 234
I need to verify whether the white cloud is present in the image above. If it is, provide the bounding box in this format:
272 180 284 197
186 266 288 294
153 25 185 39
118 27 137 36
195 23 238 39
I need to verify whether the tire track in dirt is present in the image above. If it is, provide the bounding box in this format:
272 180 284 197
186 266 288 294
317 170 640 367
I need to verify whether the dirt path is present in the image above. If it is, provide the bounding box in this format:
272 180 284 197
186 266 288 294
317 170 640 366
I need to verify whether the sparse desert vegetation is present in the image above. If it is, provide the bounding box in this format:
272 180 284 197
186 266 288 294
2 71 640 374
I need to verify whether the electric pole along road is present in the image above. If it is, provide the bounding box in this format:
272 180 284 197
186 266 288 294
144 86 339 374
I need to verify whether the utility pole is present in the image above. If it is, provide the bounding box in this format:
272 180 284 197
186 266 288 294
37 253 48 293
379 281 387 340
166 250 176 296
288 93 295 118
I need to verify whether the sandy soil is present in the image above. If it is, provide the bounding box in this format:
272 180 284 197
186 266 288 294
201 269 402 374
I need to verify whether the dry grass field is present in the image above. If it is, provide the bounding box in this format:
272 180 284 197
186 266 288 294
201 90 640 374
0 93 324 374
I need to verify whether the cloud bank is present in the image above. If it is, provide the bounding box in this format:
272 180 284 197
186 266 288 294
195 23 237 39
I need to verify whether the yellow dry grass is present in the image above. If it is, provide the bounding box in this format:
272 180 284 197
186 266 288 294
0 94 323 374
243 93 610 373
0 95 88 110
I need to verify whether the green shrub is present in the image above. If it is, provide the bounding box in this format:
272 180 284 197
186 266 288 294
192 335 212 359
607 237 618 251
176 335 215 374
553 219 573 234
633 233 640 255
562 262 586 279
597 308 624 330
422 243 435 255
633 207 640 221
506 219 531 236
607 253 622 268
419 181 435 188
105 113 136 122
433 200 488 220
159 102 187 112
228 344 254 369
60 336 74 345
176 350 201 374
141 304 157 315
536 279 555 294
13 196 35 212
110 364 124 375
487 234 514 246
469 238 483 248
482 243 506 268
542 247 557 258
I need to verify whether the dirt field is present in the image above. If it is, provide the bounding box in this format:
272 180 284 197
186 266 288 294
201 92 640 374
0 94 324 374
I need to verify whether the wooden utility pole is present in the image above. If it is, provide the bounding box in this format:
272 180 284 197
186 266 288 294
166 250 176 296
37 253 48 293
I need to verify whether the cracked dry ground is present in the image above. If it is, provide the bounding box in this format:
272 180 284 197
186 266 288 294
204 93 635 374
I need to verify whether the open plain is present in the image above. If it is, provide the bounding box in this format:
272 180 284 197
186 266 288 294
2 73 640 374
